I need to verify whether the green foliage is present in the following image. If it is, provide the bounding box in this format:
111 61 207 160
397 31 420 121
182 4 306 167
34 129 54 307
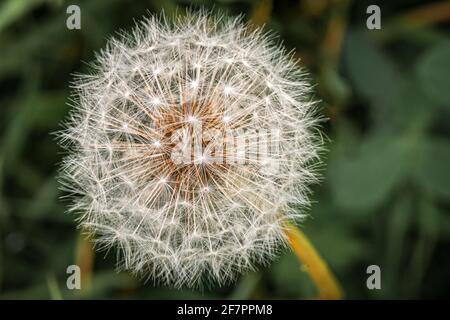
329 130 409 211
415 138 450 198
417 42 450 107
0 0 449 299
345 30 404 103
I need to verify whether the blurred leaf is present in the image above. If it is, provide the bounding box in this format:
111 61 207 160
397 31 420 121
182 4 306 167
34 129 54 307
0 0 47 33
379 78 435 131
31 91 69 129
270 252 315 297
414 138 450 198
328 131 409 211
46 273 63 300
437 206 450 240
344 30 404 102
384 194 412 297
229 272 261 299
23 177 61 220
1 68 39 160
417 196 441 237
308 225 368 272
403 197 440 297
417 41 450 107
0 13 69 78
319 66 351 106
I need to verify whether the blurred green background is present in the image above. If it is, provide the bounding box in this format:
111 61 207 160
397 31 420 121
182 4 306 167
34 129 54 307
0 0 449 299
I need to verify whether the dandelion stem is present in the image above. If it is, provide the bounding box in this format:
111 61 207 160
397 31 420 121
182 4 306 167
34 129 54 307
285 222 343 300
75 233 94 294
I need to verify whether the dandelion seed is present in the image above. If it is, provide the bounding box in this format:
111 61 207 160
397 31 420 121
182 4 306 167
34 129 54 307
187 116 198 124
223 85 234 95
153 68 161 76
58 11 322 289
158 177 168 184
222 115 231 123
151 97 161 106
190 80 199 89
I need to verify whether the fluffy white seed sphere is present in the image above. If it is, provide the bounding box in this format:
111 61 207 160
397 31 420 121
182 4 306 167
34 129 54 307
58 11 322 288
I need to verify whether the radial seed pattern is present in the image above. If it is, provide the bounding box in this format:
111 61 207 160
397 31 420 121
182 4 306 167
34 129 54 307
59 12 322 288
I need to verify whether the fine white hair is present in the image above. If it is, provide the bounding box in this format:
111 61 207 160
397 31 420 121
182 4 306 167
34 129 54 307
58 10 323 288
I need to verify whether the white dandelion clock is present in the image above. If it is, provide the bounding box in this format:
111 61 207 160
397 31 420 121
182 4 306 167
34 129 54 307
58 11 322 288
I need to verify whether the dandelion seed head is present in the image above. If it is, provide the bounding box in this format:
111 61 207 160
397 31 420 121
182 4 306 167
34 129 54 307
58 11 322 289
